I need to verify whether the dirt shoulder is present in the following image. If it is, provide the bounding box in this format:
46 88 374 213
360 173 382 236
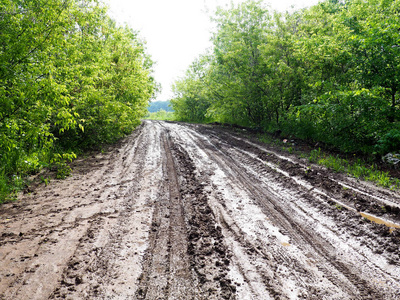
1 120 399 299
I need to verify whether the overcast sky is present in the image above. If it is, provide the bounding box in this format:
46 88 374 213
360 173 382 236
105 0 320 101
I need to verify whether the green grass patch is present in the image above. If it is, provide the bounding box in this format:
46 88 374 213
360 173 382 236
258 134 279 146
258 132 399 191
0 173 12 204
0 171 25 204
309 148 399 190
144 110 175 121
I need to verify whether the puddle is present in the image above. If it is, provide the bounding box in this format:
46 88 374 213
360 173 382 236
241 146 400 235
335 180 400 209
360 212 400 233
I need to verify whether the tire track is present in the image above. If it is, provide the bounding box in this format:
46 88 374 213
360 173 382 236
136 131 196 299
50 121 162 299
136 126 236 299
1 120 399 299
163 121 400 299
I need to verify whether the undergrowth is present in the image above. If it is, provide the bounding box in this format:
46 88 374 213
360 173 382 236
259 134 400 190
144 110 175 121
309 148 399 190
0 150 77 204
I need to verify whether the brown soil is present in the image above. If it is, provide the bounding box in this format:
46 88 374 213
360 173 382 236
1 120 400 299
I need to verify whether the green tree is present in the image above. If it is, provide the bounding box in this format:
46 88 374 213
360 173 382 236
291 0 400 151
171 0 400 155
258 11 304 128
0 0 156 200
171 56 212 123
207 0 271 126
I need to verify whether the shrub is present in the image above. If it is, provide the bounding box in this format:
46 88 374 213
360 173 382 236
375 129 400 155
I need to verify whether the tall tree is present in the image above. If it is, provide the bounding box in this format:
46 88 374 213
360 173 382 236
171 55 212 123
0 0 156 198
208 0 270 126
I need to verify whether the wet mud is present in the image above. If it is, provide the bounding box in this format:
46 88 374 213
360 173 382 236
1 120 400 299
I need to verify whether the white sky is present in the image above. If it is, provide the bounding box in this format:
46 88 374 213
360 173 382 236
105 0 320 101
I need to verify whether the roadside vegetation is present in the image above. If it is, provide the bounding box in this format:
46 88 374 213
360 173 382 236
257 133 399 189
145 110 175 121
145 100 175 120
171 0 400 186
147 100 173 113
307 148 400 190
0 0 157 202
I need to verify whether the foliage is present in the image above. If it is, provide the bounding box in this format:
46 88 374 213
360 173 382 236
308 148 399 190
145 110 175 121
171 0 400 157
375 129 400 155
170 55 213 123
0 0 156 201
207 0 271 126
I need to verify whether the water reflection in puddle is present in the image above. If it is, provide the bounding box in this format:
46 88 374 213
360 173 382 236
360 212 400 233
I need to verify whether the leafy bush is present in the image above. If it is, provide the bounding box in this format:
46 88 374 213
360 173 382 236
171 0 400 157
145 110 175 121
375 129 400 155
0 173 11 203
0 0 156 200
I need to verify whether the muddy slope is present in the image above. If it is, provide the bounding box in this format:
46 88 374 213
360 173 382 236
1 120 399 299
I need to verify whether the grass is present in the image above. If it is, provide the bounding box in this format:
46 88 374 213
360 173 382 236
309 148 400 190
259 132 400 191
144 110 175 121
259 134 278 146
0 172 24 204
335 204 343 210
0 174 12 203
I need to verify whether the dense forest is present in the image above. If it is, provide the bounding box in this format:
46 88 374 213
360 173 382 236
171 0 400 157
0 0 156 199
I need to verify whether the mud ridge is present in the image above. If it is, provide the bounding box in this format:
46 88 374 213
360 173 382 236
1 120 400 299
135 130 236 299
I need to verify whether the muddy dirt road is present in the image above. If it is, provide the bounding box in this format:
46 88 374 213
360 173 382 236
1 120 400 299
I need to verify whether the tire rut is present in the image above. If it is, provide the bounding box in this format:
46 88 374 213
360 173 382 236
163 121 400 299
1 120 399 299
135 131 195 299
136 127 236 299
